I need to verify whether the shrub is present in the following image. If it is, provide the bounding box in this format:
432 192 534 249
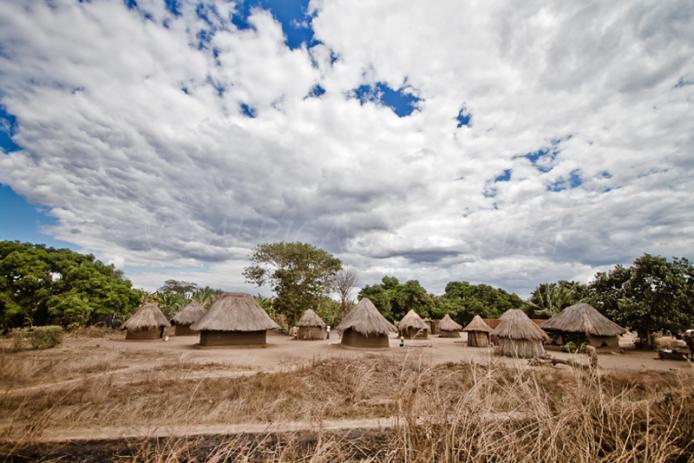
561 341 586 353
11 326 64 350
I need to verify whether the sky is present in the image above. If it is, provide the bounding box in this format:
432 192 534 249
1 0 693 297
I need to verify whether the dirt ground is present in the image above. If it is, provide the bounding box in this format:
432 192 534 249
2 331 690 393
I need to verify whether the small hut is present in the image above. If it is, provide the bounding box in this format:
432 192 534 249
542 303 624 349
296 309 327 340
336 298 397 348
462 315 492 346
438 314 463 338
170 301 206 336
121 302 170 340
191 292 280 346
398 309 430 339
492 309 549 358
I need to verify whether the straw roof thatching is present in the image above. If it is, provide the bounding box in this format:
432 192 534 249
297 309 326 327
335 298 397 336
121 302 170 330
542 303 624 337
171 301 206 326
492 309 549 341
191 292 280 332
398 309 430 331
462 315 492 333
439 314 463 332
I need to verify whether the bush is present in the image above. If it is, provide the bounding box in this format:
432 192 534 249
11 326 64 350
561 341 586 353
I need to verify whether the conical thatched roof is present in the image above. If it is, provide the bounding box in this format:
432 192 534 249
398 309 429 331
335 298 397 336
297 309 326 327
121 302 170 330
439 314 463 332
462 315 491 333
171 300 207 326
492 309 549 341
542 303 624 337
191 292 280 332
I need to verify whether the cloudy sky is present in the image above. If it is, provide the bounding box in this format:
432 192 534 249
1 0 693 297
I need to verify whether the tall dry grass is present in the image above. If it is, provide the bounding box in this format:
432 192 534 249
1 354 692 462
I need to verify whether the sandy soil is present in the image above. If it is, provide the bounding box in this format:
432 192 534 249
3 331 686 394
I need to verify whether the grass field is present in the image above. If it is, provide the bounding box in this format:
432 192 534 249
1 333 692 462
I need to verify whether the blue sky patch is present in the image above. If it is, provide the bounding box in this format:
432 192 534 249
456 106 472 127
232 0 318 50
352 82 421 117
495 169 512 182
0 106 21 153
307 84 325 98
0 185 74 249
547 169 583 192
240 103 257 118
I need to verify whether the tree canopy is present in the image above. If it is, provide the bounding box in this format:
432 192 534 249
359 276 432 321
153 279 222 318
243 242 342 326
528 280 591 317
589 254 694 347
0 241 142 329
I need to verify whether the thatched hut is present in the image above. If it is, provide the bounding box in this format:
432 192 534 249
170 301 206 336
542 303 624 349
462 315 492 346
191 292 280 346
296 309 327 340
439 314 463 338
398 309 430 339
121 302 170 340
492 309 549 358
336 298 397 348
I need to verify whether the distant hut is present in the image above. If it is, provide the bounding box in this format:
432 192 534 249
542 303 624 349
336 298 397 348
439 314 463 338
492 309 549 358
296 309 327 340
462 315 492 346
191 292 280 346
170 301 206 336
398 309 430 339
121 302 170 340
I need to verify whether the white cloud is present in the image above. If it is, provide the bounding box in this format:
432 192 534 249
1 0 693 297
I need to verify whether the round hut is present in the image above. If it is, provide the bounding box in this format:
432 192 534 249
492 309 549 358
170 301 206 336
439 314 463 338
398 309 430 339
191 292 280 346
296 309 327 340
121 302 170 340
462 315 492 346
336 298 397 348
541 303 624 349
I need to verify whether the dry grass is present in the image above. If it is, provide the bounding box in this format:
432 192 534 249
1 353 692 462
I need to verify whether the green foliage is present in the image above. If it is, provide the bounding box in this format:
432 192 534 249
528 280 591 317
11 325 64 350
590 254 694 348
440 281 526 324
561 341 586 354
359 276 432 321
243 242 342 326
314 296 341 327
0 241 142 330
154 280 223 318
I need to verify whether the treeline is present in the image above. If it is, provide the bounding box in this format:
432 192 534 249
2 240 692 348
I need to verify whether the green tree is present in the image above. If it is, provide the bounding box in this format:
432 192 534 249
441 281 525 324
359 276 431 321
243 242 342 326
590 254 694 348
0 241 141 329
528 280 590 317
